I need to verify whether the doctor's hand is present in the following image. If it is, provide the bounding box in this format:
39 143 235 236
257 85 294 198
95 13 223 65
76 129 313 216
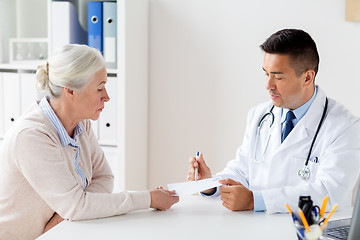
187 152 215 195
219 179 254 211
187 152 212 181
150 189 179 211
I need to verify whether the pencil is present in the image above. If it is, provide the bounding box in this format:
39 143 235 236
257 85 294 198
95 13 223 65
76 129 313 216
321 204 338 230
299 208 311 232
286 204 292 215
320 195 329 218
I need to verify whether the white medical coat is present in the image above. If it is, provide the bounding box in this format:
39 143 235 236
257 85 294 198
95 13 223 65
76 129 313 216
217 87 360 213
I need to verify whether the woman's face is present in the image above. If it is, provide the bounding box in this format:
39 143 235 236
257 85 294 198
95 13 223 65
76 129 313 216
73 67 110 121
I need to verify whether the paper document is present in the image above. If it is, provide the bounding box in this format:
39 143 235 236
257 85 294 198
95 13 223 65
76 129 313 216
167 176 222 196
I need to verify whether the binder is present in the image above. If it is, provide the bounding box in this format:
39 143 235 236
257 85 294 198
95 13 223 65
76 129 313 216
20 73 39 113
3 73 21 133
98 76 117 145
88 2 103 53
90 119 99 140
0 73 4 138
102 146 120 192
51 1 87 53
103 2 117 69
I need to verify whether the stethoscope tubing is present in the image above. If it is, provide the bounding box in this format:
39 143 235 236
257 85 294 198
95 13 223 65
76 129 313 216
304 98 328 167
258 106 275 128
256 97 328 173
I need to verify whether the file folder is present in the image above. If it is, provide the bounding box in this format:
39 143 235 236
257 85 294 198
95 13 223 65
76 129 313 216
20 73 39 113
88 1 103 53
90 120 99 140
51 1 87 53
0 73 4 138
3 73 21 132
98 76 117 145
103 2 117 69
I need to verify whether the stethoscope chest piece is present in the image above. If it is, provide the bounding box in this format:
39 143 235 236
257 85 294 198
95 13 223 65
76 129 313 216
298 166 310 181
253 97 328 181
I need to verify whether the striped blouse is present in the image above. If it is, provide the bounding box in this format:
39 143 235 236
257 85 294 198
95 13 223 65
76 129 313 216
39 96 88 189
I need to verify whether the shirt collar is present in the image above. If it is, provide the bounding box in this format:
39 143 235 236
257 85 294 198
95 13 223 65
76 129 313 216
39 96 83 147
281 86 318 124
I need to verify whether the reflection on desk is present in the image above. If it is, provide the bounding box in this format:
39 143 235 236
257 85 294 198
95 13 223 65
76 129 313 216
38 195 352 240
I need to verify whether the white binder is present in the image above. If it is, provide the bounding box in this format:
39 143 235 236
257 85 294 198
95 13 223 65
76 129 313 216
102 146 120 192
0 73 4 138
90 119 99 140
98 76 117 146
103 2 117 69
20 73 39 113
51 1 86 53
3 73 21 133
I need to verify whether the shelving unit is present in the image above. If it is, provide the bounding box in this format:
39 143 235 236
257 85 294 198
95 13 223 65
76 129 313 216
0 0 149 192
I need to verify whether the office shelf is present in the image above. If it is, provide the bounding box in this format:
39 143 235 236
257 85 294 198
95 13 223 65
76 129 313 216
0 0 149 192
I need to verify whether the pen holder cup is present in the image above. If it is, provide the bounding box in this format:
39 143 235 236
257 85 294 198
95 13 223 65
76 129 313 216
295 224 322 240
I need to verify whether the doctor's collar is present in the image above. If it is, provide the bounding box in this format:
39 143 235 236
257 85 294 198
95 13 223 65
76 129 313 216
280 86 318 124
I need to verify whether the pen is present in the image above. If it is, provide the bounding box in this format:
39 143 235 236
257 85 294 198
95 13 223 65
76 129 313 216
320 195 329 218
195 152 199 181
298 208 311 233
296 226 306 240
294 220 305 240
312 206 320 223
321 204 338 230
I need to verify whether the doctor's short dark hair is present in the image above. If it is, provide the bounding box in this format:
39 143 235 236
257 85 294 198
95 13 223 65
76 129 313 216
260 29 320 78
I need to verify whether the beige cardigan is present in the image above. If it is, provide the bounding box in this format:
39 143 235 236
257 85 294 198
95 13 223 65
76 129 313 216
0 102 150 240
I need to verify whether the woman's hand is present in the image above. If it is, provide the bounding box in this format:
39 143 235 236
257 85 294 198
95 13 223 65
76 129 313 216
150 189 179 210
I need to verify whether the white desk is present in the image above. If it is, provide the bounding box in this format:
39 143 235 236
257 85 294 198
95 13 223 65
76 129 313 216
38 195 352 240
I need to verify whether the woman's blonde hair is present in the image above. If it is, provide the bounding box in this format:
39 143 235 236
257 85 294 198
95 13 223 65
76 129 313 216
36 44 105 98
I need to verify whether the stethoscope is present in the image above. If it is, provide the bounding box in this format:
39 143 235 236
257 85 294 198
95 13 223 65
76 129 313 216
252 98 328 181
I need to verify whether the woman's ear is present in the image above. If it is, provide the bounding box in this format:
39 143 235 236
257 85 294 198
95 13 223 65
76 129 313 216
63 88 74 98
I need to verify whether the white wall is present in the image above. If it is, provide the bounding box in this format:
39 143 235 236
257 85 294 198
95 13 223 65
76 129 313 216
0 0 16 63
147 0 360 188
0 0 47 63
15 0 47 38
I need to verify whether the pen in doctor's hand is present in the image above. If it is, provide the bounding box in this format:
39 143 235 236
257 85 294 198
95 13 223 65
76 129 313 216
195 152 199 181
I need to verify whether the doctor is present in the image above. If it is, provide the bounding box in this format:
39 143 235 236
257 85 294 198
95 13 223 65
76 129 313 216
187 29 360 213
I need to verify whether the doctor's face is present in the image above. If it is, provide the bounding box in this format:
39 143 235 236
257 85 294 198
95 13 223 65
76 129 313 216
262 53 314 110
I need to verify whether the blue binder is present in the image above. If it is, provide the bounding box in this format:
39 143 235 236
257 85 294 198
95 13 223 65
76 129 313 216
103 2 117 69
88 2 103 53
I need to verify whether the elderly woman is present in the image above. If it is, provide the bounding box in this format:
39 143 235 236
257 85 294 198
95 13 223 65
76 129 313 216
0 44 179 240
